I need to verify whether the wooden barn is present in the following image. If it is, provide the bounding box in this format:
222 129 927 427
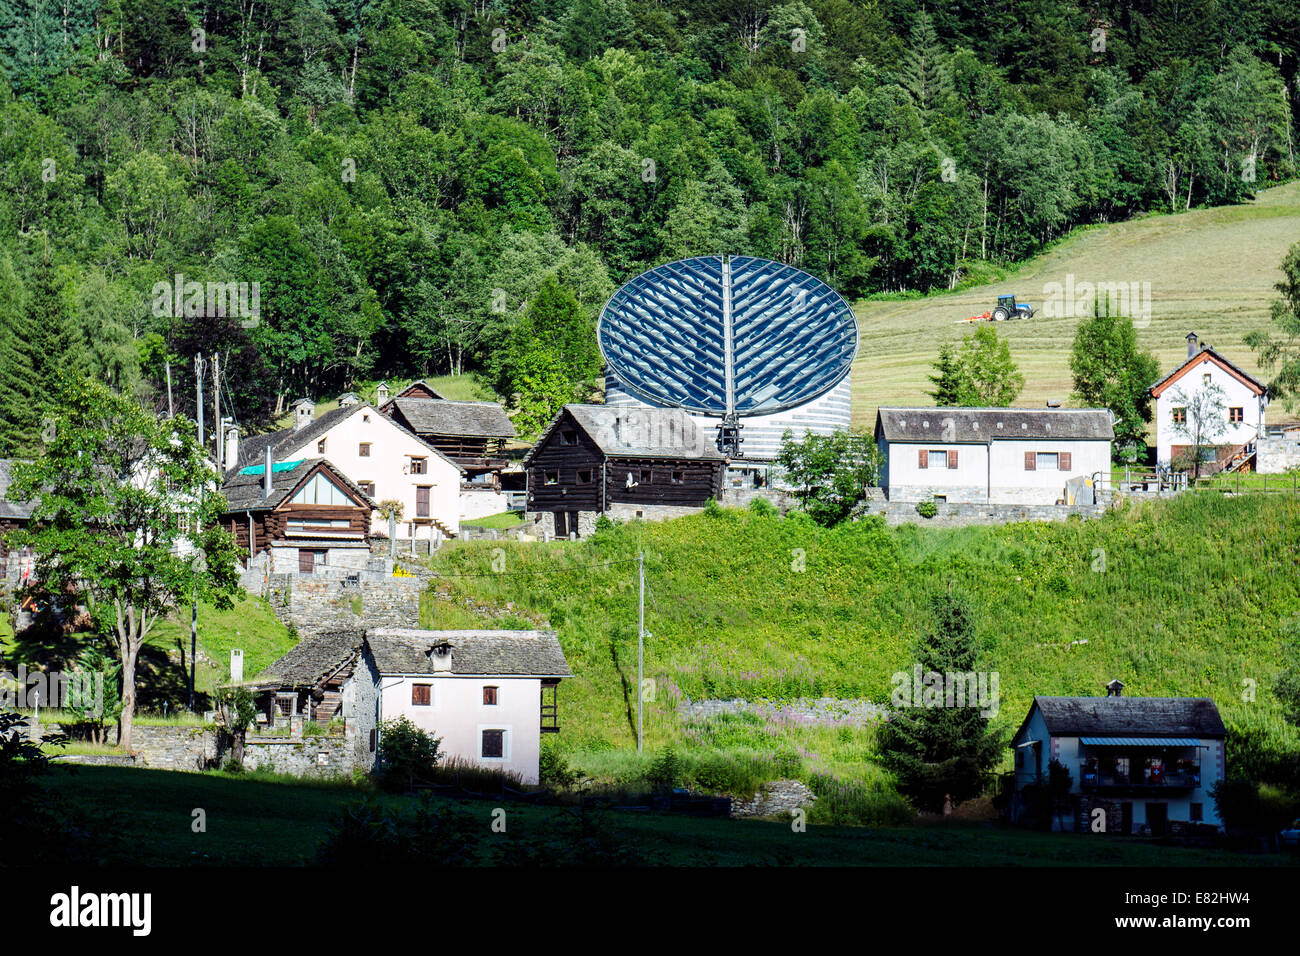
523 405 726 537
219 457 375 573
379 381 517 486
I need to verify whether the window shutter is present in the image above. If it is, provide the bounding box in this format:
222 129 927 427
948 450 958 469
918 449 928 469
1059 452 1072 471
1024 452 1036 471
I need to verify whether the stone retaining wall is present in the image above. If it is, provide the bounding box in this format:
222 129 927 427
863 499 1108 527
258 573 422 634
679 697 886 726
730 779 817 819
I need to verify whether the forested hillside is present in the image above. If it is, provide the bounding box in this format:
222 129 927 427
0 0 1295 450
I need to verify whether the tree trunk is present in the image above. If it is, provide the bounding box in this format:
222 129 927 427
118 639 141 750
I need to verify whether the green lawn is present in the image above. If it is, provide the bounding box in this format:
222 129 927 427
40 765 1294 866
850 181 1300 430
461 510 527 529
148 593 296 695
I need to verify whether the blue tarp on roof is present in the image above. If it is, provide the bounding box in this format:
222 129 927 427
238 460 305 476
1079 737 1206 747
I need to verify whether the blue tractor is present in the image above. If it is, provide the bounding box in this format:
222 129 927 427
992 294 1034 321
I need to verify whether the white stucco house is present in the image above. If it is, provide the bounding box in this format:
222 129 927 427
1149 332 1269 471
1008 691 1226 835
369 628 571 785
874 406 1114 505
227 399 463 541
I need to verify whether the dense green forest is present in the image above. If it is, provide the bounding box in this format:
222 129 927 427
0 0 1295 450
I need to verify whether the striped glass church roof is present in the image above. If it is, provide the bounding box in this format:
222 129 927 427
597 256 858 416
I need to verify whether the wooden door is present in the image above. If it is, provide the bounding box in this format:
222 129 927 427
553 510 567 537
416 485 430 517
299 549 322 574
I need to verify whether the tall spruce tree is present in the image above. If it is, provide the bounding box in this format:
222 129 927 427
927 342 962 405
877 591 1003 812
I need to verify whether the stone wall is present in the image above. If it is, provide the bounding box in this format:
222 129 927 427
731 779 817 819
1257 436 1300 475
861 499 1108 528
255 572 422 634
680 697 886 726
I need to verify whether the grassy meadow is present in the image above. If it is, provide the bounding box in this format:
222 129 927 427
849 181 1300 427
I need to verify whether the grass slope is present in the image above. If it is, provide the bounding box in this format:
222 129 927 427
424 495 1300 787
850 182 1300 426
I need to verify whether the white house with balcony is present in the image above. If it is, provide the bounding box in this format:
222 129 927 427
368 628 571 785
1008 690 1226 835
874 406 1114 505
1149 332 1269 471
227 398 463 542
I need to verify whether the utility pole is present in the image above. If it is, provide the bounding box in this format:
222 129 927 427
637 550 644 754
212 351 221 471
165 359 174 417
191 354 206 712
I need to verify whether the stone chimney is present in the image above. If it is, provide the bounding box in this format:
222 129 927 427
292 398 314 432
1105 678 1125 698
1186 332 1198 358
263 445 274 498
375 381 390 406
224 424 240 469
338 392 360 407
428 642 454 674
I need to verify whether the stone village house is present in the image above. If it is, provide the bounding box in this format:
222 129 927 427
254 627 571 785
227 397 463 542
874 406 1114 505
1008 689 1226 835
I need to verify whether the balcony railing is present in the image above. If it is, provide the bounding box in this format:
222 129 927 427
1080 763 1201 790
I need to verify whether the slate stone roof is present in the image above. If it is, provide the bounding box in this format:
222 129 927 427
229 403 462 473
1029 696 1226 739
219 458 374 512
389 398 517 439
367 628 571 677
0 459 35 521
875 407 1115 444
258 627 366 688
525 404 725 463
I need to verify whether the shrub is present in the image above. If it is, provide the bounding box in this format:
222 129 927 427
748 496 777 516
317 795 475 865
540 737 578 788
703 498 724 518
916 498 938 519
647 747 683 790
376 717 441 791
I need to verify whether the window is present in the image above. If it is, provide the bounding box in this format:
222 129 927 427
929 450 947 469
640 469 652 483
359 442 371 457
409 457 427 475
291 473 352 505
577 469 592 484
544 471 558 485
560 430 578 446
317 438 327 454
358 481 375 497
1203 373 1212 385
1172 407 1187 425
411 684 431 706
672 470 684 483
1190 802 1203 822
1036 452 1059 470
1229 407 1243 424
177 513 191 534
287 518 352 533
483 686 498 705
481 729 504 758
933 495 946 503
362 414 370 423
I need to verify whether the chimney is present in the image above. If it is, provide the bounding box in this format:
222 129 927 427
1186 332 1198 358
224 424 240 469
293 399 314 432
1105 678 1125 698
428 642 453 674
263 445 274 498
339 392 359 407
375 381 390 406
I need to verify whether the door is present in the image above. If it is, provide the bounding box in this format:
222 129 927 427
299 549 323 574
416 485 431 517
553 510 568 537
1146 802 1168 836
568 511 580 539
1120 802 1133 835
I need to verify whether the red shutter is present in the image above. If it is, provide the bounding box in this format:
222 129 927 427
948 450 958 469
1024 452 1036 471
918 449 928 469
1059 452 1072 471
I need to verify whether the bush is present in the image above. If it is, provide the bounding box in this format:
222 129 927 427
540 737 578 788
916 498 938 519
376 717 441 792
748 496 777 516
317 795 475 865
647 747 683 790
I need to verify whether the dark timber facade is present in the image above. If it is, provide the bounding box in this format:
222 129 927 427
524 405 726 537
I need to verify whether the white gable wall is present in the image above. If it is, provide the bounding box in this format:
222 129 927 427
279 407 461 537
1154 357 1267 467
